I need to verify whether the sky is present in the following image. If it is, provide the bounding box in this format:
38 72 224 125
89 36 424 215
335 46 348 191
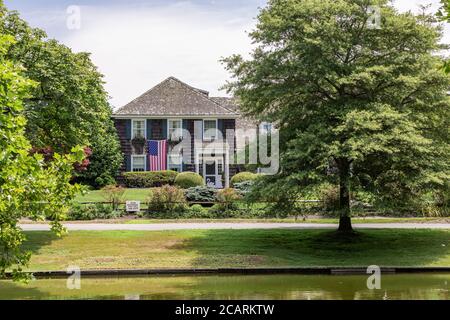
3 0 449 109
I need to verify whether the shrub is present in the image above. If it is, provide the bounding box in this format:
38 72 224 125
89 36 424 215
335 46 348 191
233 181 255 195
186 204 211 218
147 185 188 214
185 186 217 203
101 185 125 210
174 172 204 189
123 171 178 188
68 203 122 221
214 188 242 213
320 185 340 212
230 172 259 187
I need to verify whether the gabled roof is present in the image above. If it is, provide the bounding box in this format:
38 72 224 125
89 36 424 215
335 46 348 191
114 77 239 117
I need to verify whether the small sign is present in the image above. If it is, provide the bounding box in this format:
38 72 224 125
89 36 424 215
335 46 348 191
126 201 141 213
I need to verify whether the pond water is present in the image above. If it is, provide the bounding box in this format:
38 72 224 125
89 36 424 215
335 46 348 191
0 273 448 300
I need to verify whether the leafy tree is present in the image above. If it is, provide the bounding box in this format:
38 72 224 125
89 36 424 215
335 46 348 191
224 0 450 231
0 35 85 280
0 5 122 187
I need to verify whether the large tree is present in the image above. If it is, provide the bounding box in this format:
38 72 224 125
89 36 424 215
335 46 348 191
0 5 122 187
224 0 450 231
0 34 86 279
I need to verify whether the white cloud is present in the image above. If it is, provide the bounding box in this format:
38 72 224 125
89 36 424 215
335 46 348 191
61 2 257 109
26 0 448 109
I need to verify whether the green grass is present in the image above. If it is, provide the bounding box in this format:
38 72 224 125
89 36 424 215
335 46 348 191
75 188 152 203
124 217 448 224
22 229 450 271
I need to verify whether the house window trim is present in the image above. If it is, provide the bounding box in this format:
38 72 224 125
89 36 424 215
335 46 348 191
167 118 183 141
203 119 218 142
131 155 147 172
131 119 147 140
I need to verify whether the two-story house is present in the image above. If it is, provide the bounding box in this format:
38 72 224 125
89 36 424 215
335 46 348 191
112 77 259 188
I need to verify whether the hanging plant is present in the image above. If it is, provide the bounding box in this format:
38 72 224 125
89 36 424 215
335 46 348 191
131 135 146 146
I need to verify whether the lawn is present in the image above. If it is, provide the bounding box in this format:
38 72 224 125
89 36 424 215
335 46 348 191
75 188 151 203
22 229 450 271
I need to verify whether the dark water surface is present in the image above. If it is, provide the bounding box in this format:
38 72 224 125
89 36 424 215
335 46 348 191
0 273 448 300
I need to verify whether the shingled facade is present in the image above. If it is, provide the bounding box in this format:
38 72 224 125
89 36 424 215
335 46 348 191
112 77 255 188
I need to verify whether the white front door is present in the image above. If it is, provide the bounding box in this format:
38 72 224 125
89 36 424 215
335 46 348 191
203 157 223 189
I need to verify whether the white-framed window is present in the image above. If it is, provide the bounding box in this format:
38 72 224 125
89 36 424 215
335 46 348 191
131 155 146 172
168 153 183 172
259 122 274 134
168 119 183 141
132 119 146 139
203 119 218 141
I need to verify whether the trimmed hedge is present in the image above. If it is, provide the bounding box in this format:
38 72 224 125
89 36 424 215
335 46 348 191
122 170 178 188
174 172 205 189
230 172 259 187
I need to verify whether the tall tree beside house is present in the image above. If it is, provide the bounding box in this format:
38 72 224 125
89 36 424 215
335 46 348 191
0 35 86 280
223 0 450 231
0 5 122 187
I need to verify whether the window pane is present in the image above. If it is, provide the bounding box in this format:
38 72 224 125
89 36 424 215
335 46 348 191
203 120 217 140
169 120 182 140
133 120 145 138
132 156 145 172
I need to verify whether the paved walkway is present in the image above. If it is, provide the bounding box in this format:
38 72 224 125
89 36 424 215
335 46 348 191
19 222 450 231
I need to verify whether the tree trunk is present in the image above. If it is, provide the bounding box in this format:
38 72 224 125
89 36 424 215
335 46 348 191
337 159 353 232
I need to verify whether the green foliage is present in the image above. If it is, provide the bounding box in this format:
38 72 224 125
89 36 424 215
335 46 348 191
146 185 188 215
0 35 85 280
0 6 122 187
68 203 122 221
186 204 211 218
230 172 259 186
320 185 340 212
223 0 450 225
216 188 243 212
184 186 217 203
100 185 125 210
174 172 205 189
233 181 256 195
123 171 178 188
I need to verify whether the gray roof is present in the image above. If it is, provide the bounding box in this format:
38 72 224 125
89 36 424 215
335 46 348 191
115 77 239 117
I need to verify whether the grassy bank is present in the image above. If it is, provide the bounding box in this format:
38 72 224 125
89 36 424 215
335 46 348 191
22 229 450 271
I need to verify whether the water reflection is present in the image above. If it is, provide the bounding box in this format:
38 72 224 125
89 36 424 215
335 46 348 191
0 273 448 300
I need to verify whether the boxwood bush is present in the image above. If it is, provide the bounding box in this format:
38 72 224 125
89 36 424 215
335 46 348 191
122 170 178 188
230 172 259 187
174 172 205 189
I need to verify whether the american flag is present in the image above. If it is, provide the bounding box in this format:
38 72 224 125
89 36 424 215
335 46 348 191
148 140 167 171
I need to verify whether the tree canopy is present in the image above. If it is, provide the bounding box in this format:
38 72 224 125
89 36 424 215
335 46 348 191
0 5 122 187
224 0 450 230
0 34 86 279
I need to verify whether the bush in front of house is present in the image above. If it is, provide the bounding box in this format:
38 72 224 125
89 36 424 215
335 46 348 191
123 170 178 188
174 172 205 189
147 185 188 215
215 188 242 212
186 204 212 218
233 181 255 195
230 172 259 187
68 203 123 221
185 186 217 203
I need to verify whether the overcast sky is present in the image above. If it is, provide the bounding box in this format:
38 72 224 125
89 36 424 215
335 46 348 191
4 0 448 109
